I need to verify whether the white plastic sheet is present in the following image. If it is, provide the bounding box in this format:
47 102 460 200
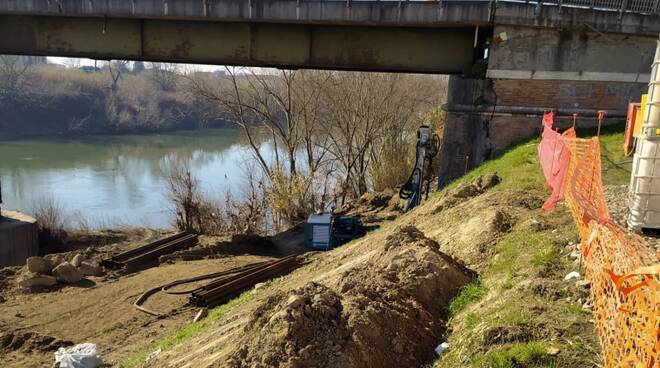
54 343 102 368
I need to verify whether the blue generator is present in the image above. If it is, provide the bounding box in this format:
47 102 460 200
304 214 367 251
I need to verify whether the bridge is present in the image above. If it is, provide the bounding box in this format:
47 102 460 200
0 0 658 76
0 0 659 182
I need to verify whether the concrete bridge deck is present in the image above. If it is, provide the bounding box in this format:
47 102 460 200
0 0 658 35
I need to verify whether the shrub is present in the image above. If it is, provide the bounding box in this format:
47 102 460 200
30 195 68 247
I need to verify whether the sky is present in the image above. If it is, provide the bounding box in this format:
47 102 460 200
47 57 222 72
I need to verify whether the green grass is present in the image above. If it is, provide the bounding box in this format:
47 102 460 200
531 242 565 277
449 281 488 317
433 129 626 368
440 123 629 193
486 342 553 368
465 312 480 329
117 291 253 368
566 302 585 315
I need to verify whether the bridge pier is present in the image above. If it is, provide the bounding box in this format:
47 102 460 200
438 76 646 186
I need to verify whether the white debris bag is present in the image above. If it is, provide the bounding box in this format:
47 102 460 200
434 342 450 356
564 271 581 281
54 343 102 368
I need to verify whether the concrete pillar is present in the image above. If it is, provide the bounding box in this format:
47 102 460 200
438 76 646 187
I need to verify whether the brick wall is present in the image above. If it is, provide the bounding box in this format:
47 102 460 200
492 79 646 110
438 76 641 186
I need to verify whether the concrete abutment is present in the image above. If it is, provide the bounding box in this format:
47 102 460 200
438 76 646 186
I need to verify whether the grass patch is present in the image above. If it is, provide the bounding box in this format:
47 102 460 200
465 312 480 329
117 291 253 368
531 242 565 277
449 281 488 317
487 342 554 368
432 130 624 368
566 302 585 315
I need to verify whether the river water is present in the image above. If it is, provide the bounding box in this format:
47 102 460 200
0 129 265 229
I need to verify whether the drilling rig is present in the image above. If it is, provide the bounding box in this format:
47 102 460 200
399 126 440 212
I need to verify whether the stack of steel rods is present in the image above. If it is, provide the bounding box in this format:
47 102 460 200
190 255 299 308
133 256 300 316
102 232 198 272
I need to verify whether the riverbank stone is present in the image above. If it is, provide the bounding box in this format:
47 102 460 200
53 262 83 283
26 256 53 274
18 272 58 289
78 260 103 277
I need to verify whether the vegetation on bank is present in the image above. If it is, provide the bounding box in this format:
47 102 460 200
3 56 448 235
433 127 628 367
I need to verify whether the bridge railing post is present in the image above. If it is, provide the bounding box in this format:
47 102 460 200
619 0 629 18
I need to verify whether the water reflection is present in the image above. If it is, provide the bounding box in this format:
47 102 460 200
0 129 261 229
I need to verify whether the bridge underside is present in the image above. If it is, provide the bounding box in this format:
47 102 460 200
0 15 478 73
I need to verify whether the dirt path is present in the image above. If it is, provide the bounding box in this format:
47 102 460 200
0 255 273 367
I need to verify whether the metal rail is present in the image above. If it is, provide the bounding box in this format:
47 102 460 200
133 256 301 316
102 232 198 272
191 255 300 308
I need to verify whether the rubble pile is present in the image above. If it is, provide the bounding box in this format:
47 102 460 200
17 254 104 291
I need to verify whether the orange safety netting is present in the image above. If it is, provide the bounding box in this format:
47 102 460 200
538 111 576 211
539 112 659 368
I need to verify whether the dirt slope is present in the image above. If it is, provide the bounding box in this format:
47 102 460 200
143 129 615 368
143 176 533 368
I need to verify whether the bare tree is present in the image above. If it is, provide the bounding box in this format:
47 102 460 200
321 72 443 203
107 60 130 90
148 62 180 91
0 55 32 99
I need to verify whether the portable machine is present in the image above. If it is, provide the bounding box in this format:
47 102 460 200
399 125 440 212
304 214 367 250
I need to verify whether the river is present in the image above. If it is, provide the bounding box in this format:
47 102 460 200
0 129 267 229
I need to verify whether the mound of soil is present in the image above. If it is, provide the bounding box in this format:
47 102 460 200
0 330 73 353
227 226 474 368
337 189 403 224
433 173 501 214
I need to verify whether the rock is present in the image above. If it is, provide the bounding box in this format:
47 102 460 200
26 257 53 274
17 272 58 289
70 254 84 268
286 295 305 309
78 260 103 277
52 262 83 284
564 271 581 281
478 173 501 190
44 254 65 268
145 348 162 363
547 347 561 356
268 310 289 324
568 251 581 261
193 308 208 323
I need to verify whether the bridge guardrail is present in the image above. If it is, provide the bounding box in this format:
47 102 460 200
316 0 659 16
